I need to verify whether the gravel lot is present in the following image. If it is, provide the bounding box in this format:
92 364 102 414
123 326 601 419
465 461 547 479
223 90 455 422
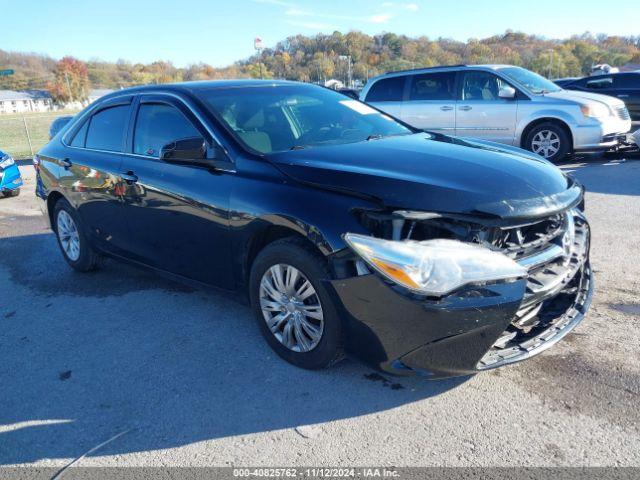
0 154 639 468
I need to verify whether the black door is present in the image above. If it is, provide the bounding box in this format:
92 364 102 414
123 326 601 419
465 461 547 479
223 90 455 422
59 97 132 255
613 73 640 121
118 94 235 289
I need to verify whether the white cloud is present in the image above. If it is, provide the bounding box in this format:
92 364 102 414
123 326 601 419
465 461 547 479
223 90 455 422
284 8 309 16
380 2 419 11
368 13 393 24
284 8 392 24
267 1 404 28
285 20 336 30
253 0 295 7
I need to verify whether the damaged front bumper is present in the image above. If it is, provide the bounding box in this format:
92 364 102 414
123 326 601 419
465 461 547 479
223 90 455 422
330 210 593 379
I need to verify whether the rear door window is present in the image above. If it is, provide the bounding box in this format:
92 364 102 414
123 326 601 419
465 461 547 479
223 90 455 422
133 103 202 157
365 76 406 102
85 105 130 152
408 72 456 101
70 120 89 147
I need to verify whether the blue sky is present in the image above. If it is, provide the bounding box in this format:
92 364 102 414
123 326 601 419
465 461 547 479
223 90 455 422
1 0 638 67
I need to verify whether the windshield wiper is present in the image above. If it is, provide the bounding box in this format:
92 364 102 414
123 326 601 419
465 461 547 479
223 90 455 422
366 134 384 141
290 145 308 150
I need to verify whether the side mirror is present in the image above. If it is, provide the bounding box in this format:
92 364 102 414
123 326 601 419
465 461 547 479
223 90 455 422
160 137 207 163
498 85 517 99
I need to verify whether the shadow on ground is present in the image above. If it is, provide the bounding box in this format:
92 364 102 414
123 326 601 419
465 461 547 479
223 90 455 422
561 154 640 196
0 233 467 465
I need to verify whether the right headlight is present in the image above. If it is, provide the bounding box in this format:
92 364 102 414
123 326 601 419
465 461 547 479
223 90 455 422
344 233 527 296
580 103 612 119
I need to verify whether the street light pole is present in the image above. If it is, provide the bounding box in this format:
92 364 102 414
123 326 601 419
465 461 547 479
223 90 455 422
339 55 352 88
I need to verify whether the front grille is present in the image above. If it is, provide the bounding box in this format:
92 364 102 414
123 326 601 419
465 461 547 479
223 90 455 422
615 105 631 121
477 208 591 369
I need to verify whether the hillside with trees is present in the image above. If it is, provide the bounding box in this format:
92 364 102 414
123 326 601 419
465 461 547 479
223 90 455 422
1 31 639 102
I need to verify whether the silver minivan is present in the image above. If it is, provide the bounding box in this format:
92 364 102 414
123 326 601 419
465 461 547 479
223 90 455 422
360 65 632 162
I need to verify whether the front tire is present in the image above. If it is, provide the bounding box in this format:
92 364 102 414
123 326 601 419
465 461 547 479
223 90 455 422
525 123 571 163
53 198 103 272
249 237 344 370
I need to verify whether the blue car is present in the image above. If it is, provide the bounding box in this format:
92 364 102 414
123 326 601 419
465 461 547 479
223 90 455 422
0 150 23 197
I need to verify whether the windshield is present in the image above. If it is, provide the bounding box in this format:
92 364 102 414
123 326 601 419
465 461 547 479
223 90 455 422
197 84 413 154
498 67 562 94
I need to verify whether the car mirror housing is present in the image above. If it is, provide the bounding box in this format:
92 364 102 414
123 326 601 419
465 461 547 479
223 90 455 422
160 137 207 163
498 85 517 99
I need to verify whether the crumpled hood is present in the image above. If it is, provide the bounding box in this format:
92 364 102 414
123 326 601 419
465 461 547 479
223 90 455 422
547 89 625 108
268 134 581 220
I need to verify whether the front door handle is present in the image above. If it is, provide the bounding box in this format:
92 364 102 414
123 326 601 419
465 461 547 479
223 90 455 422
61 158 72 170
440 105 454 111
459 106 473 111
120 171 138 184
617 94 629 98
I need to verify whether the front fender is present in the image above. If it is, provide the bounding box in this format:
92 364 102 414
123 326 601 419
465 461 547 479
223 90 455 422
515 108 580 146
229 170 378 288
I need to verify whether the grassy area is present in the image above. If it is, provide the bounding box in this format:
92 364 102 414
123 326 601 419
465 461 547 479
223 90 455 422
0 110 80 159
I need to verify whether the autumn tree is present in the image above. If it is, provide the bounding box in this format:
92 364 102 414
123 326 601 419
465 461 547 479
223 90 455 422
47 56 90 104
3 31 640 92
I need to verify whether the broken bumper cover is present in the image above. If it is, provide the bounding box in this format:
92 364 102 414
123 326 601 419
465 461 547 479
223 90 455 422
331 265 592 378
330 211 593 379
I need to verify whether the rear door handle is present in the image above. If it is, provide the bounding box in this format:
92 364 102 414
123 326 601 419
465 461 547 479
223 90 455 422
617 94 629 98
440 105 454 111
120 171 138 184
61 158 72 170
459 106 473 111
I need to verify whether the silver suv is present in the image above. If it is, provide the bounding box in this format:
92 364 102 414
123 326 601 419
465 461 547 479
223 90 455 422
360 65 632 162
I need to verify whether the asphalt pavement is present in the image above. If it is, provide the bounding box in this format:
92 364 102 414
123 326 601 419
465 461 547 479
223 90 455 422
0 154 639 468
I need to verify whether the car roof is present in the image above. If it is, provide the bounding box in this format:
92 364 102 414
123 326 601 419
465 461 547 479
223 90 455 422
375 64 520 82
99 79 309 100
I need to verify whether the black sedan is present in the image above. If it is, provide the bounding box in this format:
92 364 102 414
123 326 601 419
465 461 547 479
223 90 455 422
34 80 593 378
559 72 640 121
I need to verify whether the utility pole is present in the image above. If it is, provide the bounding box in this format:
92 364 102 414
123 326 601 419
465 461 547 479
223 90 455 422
254 37 264 79
64 72 73 102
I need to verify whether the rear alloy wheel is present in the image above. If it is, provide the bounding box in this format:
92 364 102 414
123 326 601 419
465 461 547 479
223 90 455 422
53 198 103 272
57 210 81 261
525 123 570 163
249 237 344 370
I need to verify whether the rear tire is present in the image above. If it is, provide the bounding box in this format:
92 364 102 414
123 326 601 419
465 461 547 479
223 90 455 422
53 198 103 272
1 188 20 198
525 123 571 163
249 237 344 370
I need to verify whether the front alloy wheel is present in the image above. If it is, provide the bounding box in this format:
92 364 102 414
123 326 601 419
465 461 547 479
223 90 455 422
525 123 570 163
259 264 324 352
249 237 344 370
531 130 561 159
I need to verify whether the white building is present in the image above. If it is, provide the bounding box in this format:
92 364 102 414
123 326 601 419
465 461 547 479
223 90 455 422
0 90 53 114
87 88 114 104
